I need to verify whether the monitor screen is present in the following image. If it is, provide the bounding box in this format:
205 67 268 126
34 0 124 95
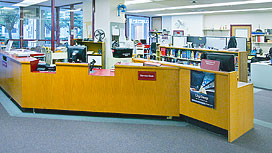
202 53 235 72
187 36 206 46
67 46 87 63
140 39 147 45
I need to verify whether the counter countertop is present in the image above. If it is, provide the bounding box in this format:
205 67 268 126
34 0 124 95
89 69 115 76
251 61 272 66
0 51 37 64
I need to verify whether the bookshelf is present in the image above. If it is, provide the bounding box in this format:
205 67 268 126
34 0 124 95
252 33 272 44
137 46 248 82
251 34 272 54
135 44 160 61
75 40 105 69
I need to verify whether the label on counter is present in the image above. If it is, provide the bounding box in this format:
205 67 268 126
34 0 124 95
138 71 156 81
2 60 7 68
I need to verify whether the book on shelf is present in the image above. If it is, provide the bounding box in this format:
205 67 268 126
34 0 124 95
234 56 238 66
255 35 265 43
190 51 194 60
164 50 203 61
195 51 202 60
161 48 166 56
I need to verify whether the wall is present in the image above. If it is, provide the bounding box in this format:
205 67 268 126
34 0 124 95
161 12 272 53
163 12 272 35
95 0 125 69
204 12 272 31
162 16 172 33
109 0 126 23
171 15 204 36
152 17 162 31
204 12 272 53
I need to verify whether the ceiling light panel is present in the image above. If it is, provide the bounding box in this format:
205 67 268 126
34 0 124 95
156 7 272 16
1 7 15 10
125 0 153 5
127 0 272 13
14 0 48 7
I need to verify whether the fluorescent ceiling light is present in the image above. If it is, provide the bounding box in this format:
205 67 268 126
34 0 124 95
1 7 15 10
156 7 272 16
65 8 82 12
127 0 272 13
14 0 48 7
125 0 152 5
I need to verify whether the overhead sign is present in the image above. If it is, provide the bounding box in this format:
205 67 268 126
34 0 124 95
138 71 156 81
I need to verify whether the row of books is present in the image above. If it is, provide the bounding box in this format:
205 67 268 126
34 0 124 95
161 48 202 60
254 35 265 43
180 61 201 66
160 57 201 66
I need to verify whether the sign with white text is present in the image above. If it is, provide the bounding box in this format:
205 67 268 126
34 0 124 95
138 71 156 81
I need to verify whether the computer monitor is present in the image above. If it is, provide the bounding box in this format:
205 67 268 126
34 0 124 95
201 53 235 72
187 36 206 47
67 46 87 63
140 39 147 45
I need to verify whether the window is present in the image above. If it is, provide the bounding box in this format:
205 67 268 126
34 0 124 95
126 15 150 44
0 2 84 49
59 8 70 41
0 3 20 40
73 9 83 39
23 6 39 40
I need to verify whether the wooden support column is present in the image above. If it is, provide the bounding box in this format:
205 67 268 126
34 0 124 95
56 7 60 47
19 7 23 48
70 5 74 46
51 0 56 52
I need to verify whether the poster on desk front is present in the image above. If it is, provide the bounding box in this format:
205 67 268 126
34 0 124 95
190 70 215 109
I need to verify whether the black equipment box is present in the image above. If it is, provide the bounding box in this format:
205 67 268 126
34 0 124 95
112 48 133 58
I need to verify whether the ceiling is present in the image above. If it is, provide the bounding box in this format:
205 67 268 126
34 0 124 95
1 0 272 16
125 0 272 16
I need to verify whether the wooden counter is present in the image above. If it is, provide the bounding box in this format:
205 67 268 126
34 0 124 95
0 52 253 142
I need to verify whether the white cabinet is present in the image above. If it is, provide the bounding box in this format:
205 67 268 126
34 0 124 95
251 62 272 90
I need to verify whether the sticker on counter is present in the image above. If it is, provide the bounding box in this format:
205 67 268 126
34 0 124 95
138 71 156 81
190 70 215 109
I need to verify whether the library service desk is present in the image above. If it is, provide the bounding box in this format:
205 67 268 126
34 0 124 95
0 52 253 142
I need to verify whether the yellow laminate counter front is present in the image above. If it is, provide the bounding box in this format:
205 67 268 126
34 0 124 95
0 52 253 142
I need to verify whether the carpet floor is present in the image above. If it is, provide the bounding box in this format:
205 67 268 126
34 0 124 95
0 88 271 153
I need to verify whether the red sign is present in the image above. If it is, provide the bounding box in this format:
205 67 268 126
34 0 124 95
138 71 156 81
201 59 220 71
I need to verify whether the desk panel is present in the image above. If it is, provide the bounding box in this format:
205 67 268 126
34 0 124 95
179 69 230 130
0 54 22 105
21 64 180 117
